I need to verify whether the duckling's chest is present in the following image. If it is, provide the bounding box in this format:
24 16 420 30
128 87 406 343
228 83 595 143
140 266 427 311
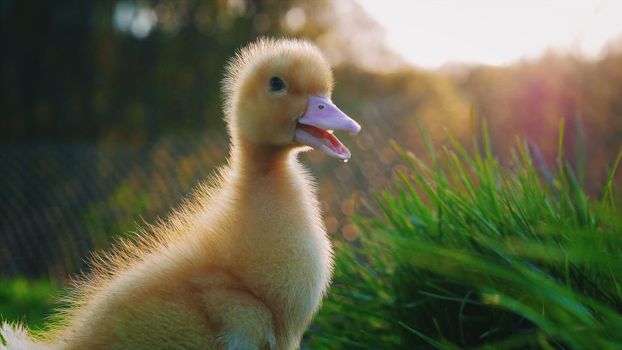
232 174 333 318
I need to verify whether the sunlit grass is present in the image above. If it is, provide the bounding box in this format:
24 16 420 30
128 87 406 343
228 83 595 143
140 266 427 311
0 278 59 332
308 121 622 349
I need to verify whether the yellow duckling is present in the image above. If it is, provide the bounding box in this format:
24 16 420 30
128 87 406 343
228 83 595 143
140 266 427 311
1 37 361 350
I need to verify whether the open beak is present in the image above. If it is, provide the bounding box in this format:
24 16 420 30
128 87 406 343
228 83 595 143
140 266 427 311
294 96 361 160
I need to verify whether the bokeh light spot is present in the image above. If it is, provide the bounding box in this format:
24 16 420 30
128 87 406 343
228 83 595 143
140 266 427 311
342 223 360 241
113 2 158 39
284 7 306 33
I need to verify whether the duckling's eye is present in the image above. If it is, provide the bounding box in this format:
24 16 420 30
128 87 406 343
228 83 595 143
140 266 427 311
269 77 287 92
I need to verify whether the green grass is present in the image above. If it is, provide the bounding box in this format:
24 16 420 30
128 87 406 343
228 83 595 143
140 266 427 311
0 278 59 331
308 121 622 349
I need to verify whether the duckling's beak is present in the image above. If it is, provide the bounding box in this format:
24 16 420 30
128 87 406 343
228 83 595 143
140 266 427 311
295 96 361 160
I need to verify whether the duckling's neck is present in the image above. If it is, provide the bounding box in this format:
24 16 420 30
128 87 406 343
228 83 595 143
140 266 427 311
227 141 315 221
229 141 297 178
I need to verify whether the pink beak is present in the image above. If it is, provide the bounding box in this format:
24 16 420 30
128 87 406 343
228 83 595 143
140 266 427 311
294 96 361 160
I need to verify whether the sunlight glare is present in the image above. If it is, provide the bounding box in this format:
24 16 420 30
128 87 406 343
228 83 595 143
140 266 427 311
357 0 622 68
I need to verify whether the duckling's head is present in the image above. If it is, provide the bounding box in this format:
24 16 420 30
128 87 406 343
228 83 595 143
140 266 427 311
223 38 361 161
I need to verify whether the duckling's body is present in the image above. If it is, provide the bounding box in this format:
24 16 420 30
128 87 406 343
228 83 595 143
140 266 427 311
1 38 360 350
51 156 329 349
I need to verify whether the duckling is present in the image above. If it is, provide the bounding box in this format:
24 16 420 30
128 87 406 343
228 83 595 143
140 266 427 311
0 37 361 350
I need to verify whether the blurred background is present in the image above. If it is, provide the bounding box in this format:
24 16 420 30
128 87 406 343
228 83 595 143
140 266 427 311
1 0 621 285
